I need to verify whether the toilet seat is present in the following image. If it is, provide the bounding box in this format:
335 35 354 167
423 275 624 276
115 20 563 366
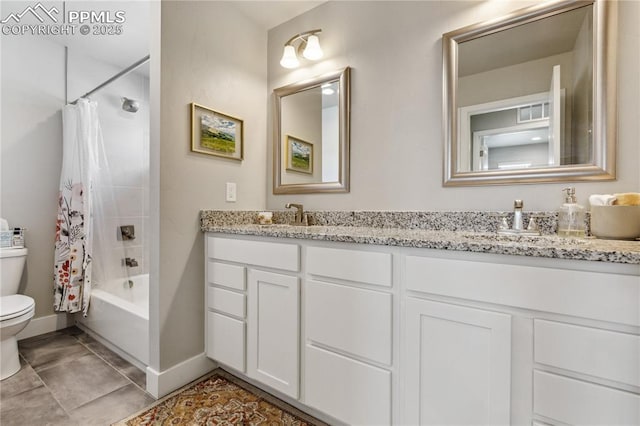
1 295 35 322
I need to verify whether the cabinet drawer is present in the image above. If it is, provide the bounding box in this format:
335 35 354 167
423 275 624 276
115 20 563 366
208 286 245 318
405 255 640 326
306 280 392 365
207 261 246 291
535 320 640 387
208 236 299 271
305 344 391 425
206 312 245 372
534 370 640 425
307 246 392 287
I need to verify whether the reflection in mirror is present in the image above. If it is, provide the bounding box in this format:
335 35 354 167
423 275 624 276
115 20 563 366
443 0 617 186
274 68 350 194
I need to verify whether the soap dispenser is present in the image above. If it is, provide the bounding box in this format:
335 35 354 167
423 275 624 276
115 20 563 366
558 187 585 237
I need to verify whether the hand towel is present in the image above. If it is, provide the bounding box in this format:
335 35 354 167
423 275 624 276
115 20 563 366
588 194 616 206
613 193 640 206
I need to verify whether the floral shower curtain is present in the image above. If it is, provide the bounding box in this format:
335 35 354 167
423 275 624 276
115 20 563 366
54 99 102 315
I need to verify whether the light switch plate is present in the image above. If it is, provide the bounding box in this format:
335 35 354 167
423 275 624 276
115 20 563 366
226 182 237 202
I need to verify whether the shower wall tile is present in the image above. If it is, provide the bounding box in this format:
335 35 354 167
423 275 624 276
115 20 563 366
123 246 144 277
93 217 149 278
93 246 144 285
102 218 145 247
114 187 145 218
96 186 145 218
103 127 146 188
69 52 150 284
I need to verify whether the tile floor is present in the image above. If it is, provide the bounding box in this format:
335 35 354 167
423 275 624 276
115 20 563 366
0 326 154 426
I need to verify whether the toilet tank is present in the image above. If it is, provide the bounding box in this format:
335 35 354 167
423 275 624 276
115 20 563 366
0 248 28 296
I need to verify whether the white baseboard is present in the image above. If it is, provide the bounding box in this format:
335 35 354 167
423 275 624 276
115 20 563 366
17 313 74 340
146 353 216 398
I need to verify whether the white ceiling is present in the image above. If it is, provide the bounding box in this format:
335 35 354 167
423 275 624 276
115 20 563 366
33 1 151 70
233 1 325 30
459 5 590 77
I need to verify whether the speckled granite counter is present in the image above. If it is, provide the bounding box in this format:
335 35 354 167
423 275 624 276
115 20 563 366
201 211 640 264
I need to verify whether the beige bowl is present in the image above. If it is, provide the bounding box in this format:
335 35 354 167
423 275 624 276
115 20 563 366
590 206 640 240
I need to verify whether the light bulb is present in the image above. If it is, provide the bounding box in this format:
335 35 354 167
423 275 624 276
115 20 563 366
321 83 335 95
280 45 299 69
303 34 323 60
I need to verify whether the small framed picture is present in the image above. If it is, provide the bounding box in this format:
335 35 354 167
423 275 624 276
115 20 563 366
191 103 243 161
286 135 313 174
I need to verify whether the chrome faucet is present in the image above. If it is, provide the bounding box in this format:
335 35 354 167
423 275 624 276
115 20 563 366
513 199 524 231
285 203 308 226
497 199 540 236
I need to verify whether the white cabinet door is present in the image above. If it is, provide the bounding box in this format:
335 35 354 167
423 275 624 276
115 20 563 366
305 344 391 425
247 270 299 398
207 311 245 372
404 297 512 426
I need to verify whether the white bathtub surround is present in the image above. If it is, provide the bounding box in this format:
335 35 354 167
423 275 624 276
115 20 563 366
64 50 150 376
77 274 149 368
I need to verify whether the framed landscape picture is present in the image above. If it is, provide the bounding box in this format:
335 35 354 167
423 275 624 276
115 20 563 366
191 103 243 160
286 135 313 174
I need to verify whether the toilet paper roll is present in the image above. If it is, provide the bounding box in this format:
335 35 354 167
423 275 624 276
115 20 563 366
0 218 9 231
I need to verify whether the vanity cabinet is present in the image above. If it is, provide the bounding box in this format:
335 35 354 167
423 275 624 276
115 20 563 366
247 269 299 398
403 297 511 425
303 245 394 425
403 250 640 426
205 232 640 426
205 235 300 399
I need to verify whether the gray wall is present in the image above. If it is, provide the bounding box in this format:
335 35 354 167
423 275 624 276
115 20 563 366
157 1 267 370
1 37 65 319
266 1 640 211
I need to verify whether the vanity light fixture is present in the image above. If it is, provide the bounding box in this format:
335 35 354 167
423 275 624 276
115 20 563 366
321 83 335 95
280 29 323 69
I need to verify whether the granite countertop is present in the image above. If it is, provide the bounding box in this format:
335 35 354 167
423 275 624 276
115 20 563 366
202 223 640 265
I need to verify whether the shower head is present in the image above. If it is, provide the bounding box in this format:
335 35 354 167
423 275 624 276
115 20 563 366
121 97 139 113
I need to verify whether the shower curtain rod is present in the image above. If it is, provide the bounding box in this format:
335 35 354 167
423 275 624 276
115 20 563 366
68 54 150 105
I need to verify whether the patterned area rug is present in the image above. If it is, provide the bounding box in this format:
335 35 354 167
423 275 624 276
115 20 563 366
114 370 325 425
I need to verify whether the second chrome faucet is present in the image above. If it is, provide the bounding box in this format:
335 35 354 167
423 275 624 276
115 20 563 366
285 203 309 226
498 199 540 236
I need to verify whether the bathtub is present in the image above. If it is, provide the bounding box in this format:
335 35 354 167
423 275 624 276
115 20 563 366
77 274 149 367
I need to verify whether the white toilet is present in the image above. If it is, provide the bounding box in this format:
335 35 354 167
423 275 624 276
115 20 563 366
0 247 35 380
